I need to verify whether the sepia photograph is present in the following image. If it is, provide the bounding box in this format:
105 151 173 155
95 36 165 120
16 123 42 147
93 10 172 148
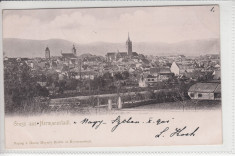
3 6 221 115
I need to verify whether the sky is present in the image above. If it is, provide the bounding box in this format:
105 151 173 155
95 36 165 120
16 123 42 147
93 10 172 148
3 5 220 44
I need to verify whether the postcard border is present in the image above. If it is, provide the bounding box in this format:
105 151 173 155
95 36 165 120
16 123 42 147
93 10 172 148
0 0 234 154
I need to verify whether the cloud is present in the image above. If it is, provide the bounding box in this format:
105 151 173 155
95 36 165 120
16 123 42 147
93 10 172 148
3 6 219 43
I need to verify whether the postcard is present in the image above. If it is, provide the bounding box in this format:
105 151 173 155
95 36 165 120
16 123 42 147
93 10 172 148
0 2 233 152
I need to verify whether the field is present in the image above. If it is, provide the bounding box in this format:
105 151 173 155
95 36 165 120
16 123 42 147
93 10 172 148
126 100 221 111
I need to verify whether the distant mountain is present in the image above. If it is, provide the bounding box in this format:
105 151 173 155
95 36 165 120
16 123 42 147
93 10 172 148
3 38 220 58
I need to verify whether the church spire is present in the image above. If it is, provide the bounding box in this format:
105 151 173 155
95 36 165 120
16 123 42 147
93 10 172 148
126 32 132 57
127 32 130 41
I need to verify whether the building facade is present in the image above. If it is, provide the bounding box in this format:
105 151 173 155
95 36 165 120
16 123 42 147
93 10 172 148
188 82 221 100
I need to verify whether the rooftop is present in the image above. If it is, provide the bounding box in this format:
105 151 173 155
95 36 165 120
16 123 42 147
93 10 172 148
61 53 77 58
188 82 221 93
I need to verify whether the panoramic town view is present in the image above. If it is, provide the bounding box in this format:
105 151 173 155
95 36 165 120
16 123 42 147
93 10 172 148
3 7 221 114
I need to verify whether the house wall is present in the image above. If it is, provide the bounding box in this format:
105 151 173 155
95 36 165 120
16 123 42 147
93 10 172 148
188 92 215 100
170 62 179 76
159 75 170 81
151 73 158 77
146 77 158 83
139 79 147 87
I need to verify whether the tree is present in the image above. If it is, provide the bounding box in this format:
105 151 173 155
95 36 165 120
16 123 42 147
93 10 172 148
172 90 188 111
46 71 59 86
122 71 129 80
114 72 123 81
36 85 49 97
4 61 49 113
89 76 105 91
103 72 113 80
192 99 200 111
58 80 66 94
65 79 79 90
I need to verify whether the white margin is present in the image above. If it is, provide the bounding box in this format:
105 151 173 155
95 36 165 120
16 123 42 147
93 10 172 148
0 0 234 154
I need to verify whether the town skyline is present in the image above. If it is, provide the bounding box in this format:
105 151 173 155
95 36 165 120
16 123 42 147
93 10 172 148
3 6 221 126
3 37 220 58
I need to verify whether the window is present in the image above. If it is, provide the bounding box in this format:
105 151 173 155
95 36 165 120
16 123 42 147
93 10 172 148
152 79 154 81
214 93 221 98
190 93 194 97
198 93 203 97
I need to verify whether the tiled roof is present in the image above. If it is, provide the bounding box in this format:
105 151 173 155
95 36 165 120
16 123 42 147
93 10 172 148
141 59 150 64
132 52 138 56
150 67 171 74
188 83 220 93
147 75 155 78
214 84 221 93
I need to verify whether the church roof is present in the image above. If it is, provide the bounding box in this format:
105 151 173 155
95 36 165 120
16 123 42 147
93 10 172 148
117 52 128 57
61 53 77 58
132 52 138 56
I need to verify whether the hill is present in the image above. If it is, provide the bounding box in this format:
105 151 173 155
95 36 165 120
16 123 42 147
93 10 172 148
3 38 220 58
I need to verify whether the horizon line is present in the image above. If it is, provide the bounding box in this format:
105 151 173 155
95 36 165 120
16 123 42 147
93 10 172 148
3 37 220 45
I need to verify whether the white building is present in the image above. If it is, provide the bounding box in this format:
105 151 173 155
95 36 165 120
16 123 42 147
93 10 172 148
139 75 148 87
170 62 180 76
170 61 194 76
188 83 221 100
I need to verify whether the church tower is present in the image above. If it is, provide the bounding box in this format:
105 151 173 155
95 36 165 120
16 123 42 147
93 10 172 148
72 44 77 55
126 33 132 57
45 46 50 59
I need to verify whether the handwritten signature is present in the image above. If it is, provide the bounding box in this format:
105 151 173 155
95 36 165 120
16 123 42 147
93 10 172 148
77 116 199 138
155 126 199 138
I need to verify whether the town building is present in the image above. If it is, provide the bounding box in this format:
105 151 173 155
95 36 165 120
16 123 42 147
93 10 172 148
150 67 172 76
213 70 221 80
170 61 194 76
106 51 128 62
138 67 174 87
188 82 221 100
170 62 180 75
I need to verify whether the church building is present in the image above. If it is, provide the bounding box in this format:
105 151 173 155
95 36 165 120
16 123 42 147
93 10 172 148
61 44 78 65
106 33 138 62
